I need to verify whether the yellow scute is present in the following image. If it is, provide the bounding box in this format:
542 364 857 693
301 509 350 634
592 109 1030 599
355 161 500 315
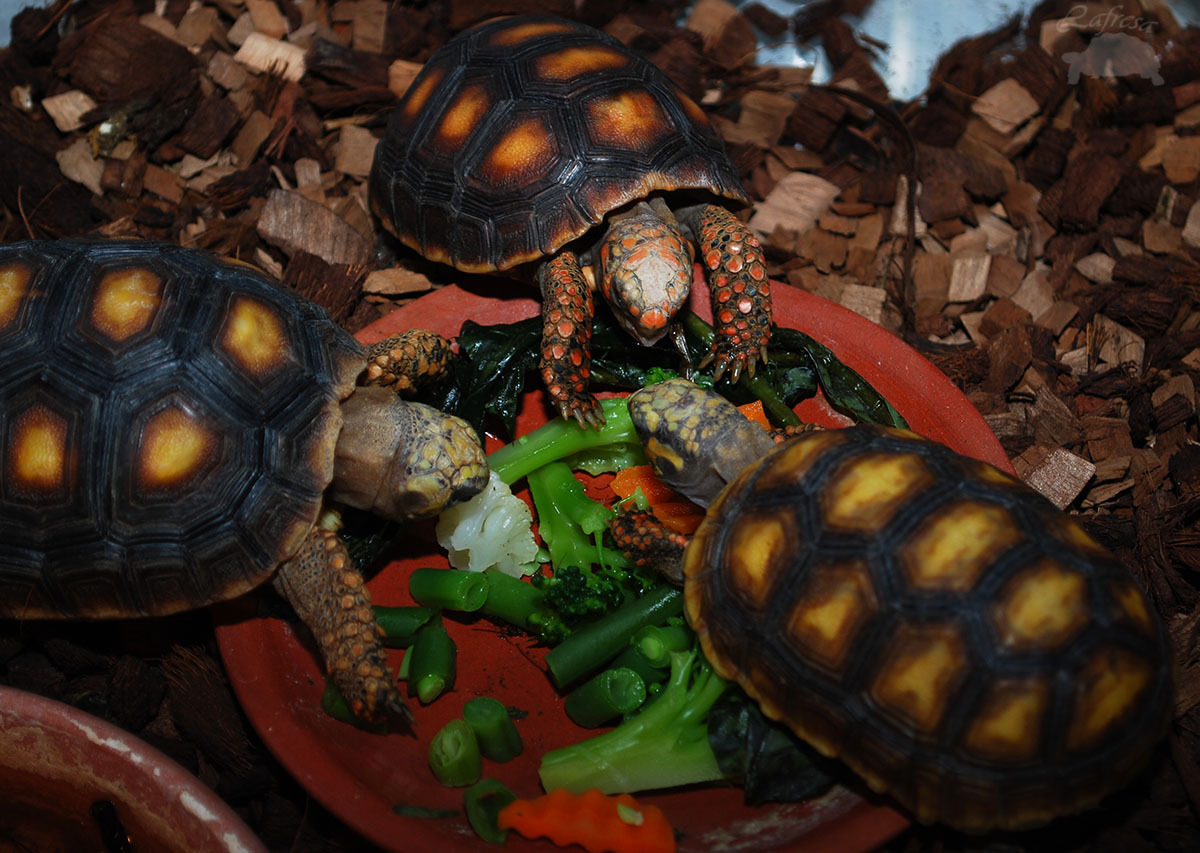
723 507 792 611
137 405 219 490
871 622 967 733
536 47 628 80
90 267 163 342
1067 647 1154 752
962 677 1049 762
9 406 69 492
822 452 932 532
994 559 1089 651
220 295 290 377
901 501 1022 592
585 90 670 149
0 262 32 330
785 561 876 671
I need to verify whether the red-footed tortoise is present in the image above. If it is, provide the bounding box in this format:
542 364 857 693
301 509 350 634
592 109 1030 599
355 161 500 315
613 378 1173 832
0 239 488 723
368 15 769 427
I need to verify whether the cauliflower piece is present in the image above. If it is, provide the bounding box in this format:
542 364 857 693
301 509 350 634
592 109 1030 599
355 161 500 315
436 470 539 576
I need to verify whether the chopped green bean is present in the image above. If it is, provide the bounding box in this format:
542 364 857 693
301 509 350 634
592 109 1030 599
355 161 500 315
564 667 647 728
428 718 481 786
407 614 457 704
462 697 524 763
610 644 667 686
320 680 390 733
463 778 516 844
374 605 435 647
544 584 683 688
409 567 489 612
631 623 693 669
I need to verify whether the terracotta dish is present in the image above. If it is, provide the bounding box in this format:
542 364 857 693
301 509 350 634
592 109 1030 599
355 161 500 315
216 276 1011 852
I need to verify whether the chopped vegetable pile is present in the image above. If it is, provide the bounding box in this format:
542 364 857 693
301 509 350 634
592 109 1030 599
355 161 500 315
326 303 903 849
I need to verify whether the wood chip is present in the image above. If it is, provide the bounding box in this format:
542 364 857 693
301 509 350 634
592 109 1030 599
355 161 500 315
247 0 289 40
747 171 839 236
142 163 185 205
838 283 887 324
353 0 388 53
41 90 98 133
388 59 423 98
972 78 1040 135
1012 270 1056 319
231 110 275 166
1143 219 1184 256
947 252 991 303
1075 253 1115 283
1019 446 1096 509
234 32 306 82
1162 135 1200 184
1094 314 1146 374
362 267 436 296
333 124 378 178
55 138 104 196
257 188 371 266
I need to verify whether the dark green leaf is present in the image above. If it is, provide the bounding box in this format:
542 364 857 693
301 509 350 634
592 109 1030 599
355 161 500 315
707 690 836 806
770 327 907 428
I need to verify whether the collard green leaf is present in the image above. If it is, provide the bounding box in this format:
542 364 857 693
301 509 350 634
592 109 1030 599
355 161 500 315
416 304 904 439
770 327 907 428
707 690 836 806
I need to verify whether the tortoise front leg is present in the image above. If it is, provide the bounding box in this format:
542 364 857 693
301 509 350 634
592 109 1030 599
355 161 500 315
536 250 604 428
274 526 410 726
363 328 454 393
683 205 771 382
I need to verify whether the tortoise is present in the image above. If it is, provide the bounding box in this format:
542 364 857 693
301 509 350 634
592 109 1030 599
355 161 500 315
0 239 489 723
368 15 769 427
613 378 1173 832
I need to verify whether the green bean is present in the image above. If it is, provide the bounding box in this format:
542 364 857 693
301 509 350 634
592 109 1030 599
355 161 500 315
409 567 489 611
428 718 481 786
320 680 388 733
373 604 435 647
563 667 647 728
610 644 667 686
544 584 683 688
479 568 547 631
631 623 693 669
463 778 516 844
462 697 523 763
407 614 457 704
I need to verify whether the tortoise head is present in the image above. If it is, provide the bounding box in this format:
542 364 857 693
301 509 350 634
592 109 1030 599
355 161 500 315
596 206 693 346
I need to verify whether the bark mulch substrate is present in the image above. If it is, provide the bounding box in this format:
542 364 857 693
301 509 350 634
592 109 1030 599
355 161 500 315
2 0 1200 850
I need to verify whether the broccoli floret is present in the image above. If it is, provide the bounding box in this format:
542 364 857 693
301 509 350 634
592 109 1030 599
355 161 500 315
537 647 729 794
531 565 623 621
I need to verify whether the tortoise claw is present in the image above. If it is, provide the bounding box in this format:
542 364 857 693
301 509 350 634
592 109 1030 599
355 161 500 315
557 393 606 430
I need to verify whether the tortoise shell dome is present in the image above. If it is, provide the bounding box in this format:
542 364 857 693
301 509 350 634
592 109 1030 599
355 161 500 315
0 240 363 619
685 425 1173 831
368 15 749 273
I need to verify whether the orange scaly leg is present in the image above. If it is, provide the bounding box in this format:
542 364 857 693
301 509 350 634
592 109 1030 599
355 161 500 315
537 251 604 428
274 527 410 726
691 205 771 382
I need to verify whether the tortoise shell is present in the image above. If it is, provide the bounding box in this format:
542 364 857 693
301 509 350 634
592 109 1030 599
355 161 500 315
684 425 1172 831
368 15 748 273
0 239 363 619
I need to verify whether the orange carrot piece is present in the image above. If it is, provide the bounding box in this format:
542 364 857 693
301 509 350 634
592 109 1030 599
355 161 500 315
736 399 770 429
610 465 677 504
650 502 704 535
497 788 676 853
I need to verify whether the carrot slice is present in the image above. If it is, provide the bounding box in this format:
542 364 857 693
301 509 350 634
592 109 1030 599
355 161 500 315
498 788 676 853
736 398 771 429
610 465 679 504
